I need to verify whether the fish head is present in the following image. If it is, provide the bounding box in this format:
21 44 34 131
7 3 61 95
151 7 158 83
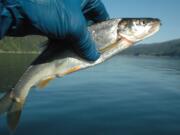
118 18 161 42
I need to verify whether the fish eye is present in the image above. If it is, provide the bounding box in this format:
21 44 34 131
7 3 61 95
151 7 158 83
142 20 146 25
139 20 145 25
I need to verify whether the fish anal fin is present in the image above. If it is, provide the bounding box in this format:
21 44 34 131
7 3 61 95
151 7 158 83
37 76 55 89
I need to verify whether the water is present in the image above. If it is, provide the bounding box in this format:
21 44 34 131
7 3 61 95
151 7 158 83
0 54 180 135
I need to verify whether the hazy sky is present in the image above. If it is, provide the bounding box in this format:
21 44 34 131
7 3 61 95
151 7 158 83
102 0 180 43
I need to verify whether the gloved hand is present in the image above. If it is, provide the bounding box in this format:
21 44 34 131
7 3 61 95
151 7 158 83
0 0 109 61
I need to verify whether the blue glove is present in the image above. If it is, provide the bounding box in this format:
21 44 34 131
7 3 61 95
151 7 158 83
0 0 109 61
0 0 13 38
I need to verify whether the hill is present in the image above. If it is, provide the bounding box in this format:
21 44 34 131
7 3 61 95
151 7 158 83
0 36 46 53
121 39 180 57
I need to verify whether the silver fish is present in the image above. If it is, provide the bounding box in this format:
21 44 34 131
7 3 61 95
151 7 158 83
0 18 161 131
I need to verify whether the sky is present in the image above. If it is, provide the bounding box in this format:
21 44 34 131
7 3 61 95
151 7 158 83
102 0 180 43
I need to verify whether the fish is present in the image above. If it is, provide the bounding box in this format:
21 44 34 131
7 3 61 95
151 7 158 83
0 18 161 131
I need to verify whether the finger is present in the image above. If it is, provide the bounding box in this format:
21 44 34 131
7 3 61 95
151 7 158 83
82 0 109 24
69 10 100 61
0 6 13 39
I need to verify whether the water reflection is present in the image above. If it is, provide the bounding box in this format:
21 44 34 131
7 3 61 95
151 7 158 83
0 54 38 93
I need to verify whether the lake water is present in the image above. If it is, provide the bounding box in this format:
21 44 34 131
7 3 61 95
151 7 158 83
0 54 180 135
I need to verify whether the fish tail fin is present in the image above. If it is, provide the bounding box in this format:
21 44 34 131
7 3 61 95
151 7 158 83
0 92 25 131
7 101 24 131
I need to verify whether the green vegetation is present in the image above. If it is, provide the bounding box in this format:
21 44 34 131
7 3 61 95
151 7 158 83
0 53 38 93
0 36 47 53
121 39 180 57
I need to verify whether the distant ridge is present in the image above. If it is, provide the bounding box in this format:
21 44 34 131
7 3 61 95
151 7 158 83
1 36 180 57
121 39 180 57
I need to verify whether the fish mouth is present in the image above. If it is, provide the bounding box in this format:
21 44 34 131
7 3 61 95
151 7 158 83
144 18 161 40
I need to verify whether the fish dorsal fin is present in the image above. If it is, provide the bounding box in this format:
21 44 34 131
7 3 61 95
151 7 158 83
37 76 55 89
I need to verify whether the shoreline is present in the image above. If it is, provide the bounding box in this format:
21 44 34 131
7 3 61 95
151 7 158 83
119 54 180 59
0 51 179 59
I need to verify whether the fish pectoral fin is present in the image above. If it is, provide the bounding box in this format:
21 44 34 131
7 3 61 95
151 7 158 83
36 76 55 89
99 41 119 53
